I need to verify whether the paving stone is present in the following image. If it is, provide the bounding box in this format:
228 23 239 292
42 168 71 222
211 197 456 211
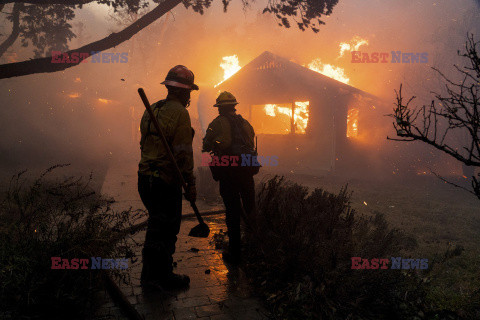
195 304 224 317
143 311 175 320
166 295 211 308
172 307 197 320
210 314 235 320
98 169 270 320
232 308 269 320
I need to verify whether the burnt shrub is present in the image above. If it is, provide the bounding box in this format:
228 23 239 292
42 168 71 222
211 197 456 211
243 176 432 319
0 165 143 319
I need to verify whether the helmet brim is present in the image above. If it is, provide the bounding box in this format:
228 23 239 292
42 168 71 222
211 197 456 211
213 102 239 107
161 80 199 91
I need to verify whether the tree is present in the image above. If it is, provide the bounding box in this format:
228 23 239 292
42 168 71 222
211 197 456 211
0 0 339 79
388 34 480 199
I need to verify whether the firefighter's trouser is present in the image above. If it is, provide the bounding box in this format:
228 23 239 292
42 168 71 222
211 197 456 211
138 173 182 281
218 169 255 253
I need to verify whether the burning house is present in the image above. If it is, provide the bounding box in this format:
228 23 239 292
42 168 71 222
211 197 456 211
200 51 384 174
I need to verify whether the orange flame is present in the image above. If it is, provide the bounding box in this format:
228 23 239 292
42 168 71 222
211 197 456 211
307 58 350 84
68 93 80 98
347 108 359 138
215 55 241 87
263 101 309 134
339 36 369 57
98 98 112 104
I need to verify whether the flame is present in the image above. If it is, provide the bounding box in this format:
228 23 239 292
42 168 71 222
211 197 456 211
74 77 81 83
294 101 309 133
262 101 309 134
347 108 359 138
68 93 80 98
307 58 349 84
215 55 241 87
98 98 112 104
339 36 369 57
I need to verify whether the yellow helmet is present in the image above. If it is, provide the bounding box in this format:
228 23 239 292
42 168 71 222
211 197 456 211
214 91 239 107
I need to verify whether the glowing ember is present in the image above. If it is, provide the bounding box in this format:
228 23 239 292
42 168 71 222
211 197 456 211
68 93 80 98
215 55 241 87
339 36 369 57
347 108 359 138
307 58 350 84
98 98 112 104
74 77 81 83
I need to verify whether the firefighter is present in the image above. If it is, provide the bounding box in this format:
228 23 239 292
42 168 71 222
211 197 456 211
202 91 257 264
138 65 198 290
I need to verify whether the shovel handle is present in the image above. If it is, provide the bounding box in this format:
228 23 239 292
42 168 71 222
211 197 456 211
138 88 205 225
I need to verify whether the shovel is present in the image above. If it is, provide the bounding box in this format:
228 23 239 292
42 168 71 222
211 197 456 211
138 88 210 238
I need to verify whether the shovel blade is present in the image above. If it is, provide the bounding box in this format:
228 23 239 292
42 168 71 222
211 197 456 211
188 223 210 238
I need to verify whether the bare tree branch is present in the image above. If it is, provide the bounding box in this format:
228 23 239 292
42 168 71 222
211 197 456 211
0 2 22 58
0 0 94 5
388 34 480 199
0 0 182 79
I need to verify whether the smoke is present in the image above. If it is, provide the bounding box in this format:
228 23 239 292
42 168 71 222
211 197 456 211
0 0 478 181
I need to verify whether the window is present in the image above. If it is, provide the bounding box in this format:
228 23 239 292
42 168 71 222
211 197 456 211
251 101 309 135
347 108 359 138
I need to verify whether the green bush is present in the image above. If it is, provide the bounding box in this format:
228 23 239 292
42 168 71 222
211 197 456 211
243 176 457 319
0 165 143 319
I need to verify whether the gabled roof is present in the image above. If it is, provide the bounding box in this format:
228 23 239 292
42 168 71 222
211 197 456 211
217 51 376 105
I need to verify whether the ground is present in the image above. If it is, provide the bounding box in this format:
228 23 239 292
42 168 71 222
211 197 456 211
91 164 270 320
94 163 480 319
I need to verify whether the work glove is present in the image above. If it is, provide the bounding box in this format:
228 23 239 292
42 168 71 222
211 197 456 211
184 184 196 202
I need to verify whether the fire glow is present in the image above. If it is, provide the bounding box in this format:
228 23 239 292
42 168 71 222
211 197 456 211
347 108 359 138
339 36 369 58
97 98 112 104
307 58 350 84
260 101 309 134
215 55 241 87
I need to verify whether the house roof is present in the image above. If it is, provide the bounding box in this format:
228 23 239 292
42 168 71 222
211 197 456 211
217 51 377 105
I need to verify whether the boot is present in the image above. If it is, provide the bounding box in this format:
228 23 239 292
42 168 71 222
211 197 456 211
222 241 241 265
222 249 241 265
159 273 190 290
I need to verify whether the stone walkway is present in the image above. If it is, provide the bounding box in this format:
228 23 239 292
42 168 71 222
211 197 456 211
93 216 269 320
93 164 270 320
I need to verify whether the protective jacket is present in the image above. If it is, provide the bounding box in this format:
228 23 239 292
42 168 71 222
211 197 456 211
138 98 195 185
202 114 255 156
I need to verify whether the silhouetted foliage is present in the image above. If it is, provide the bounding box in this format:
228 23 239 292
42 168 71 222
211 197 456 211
0 165 144 319
0 0 339 78
263 0 338 33
241 176 478 319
